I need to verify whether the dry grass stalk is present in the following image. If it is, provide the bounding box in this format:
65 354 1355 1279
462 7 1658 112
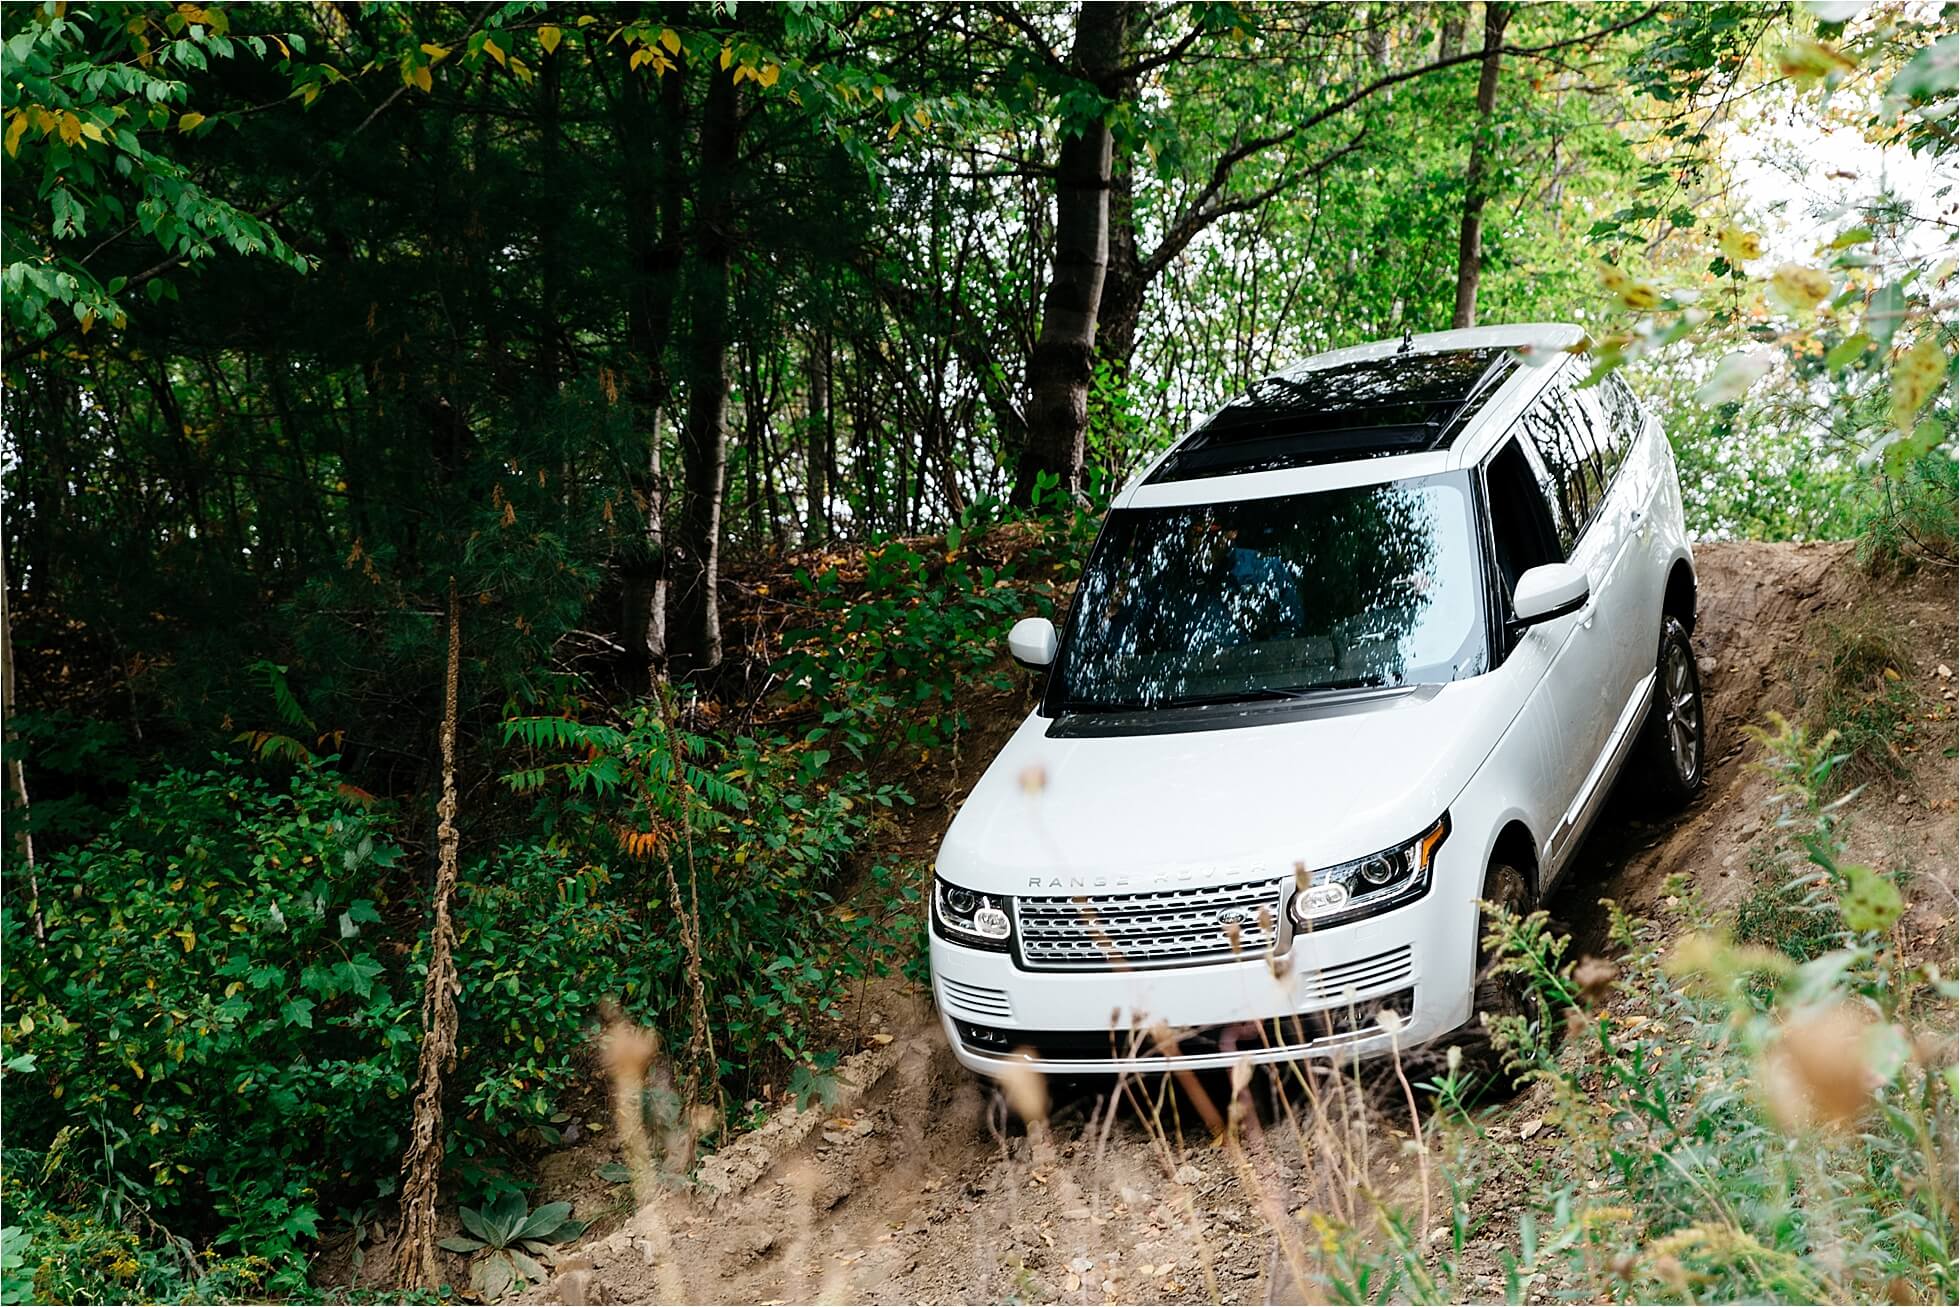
394 579 465 1290
599 1012 690 1304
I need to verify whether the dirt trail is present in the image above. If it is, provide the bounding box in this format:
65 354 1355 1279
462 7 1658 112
522 542 1956 1307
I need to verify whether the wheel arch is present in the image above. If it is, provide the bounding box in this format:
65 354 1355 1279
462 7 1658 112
1488 819 1542 903
1663 557 1697 634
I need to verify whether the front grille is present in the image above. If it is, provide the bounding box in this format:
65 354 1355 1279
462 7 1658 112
955 987 1416 1061
1015 878 1285 970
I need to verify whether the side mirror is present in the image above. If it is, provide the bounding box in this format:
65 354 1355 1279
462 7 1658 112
1512 562 1590 628
1007 616 1058 670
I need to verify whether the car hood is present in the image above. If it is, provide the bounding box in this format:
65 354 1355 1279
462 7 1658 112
935 683 1505 897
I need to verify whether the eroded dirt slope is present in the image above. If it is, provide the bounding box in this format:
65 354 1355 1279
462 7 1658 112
522 542 1955 1307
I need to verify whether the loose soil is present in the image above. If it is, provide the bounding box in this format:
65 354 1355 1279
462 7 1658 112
352 542 1955 1307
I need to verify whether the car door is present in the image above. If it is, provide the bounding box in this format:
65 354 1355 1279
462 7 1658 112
1505 372 1646 873
1479 433 1614 878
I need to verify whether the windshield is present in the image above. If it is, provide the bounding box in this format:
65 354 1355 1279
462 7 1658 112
1051 473 1486 712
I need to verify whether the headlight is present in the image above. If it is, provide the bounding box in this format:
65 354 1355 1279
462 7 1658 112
1289 814 1449 930
932 875 1013 950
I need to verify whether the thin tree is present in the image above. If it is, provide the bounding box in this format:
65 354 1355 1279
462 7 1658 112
394 580 465 1290
0 535 41 941
1453 2 1512 329
1013 1 1138 506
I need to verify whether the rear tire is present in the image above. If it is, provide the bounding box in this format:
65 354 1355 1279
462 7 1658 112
1638 615 1705 809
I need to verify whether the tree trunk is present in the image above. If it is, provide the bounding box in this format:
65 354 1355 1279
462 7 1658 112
1097 147 1147 377
804 333 831 543
1013 1 1136 508
669 60 738 681
618 51 688 682
1 533 41 942
1452 2 1511 330
394 581 464 1291
1439 4 1466 58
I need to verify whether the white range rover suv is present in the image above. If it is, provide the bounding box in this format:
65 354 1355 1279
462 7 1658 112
930 324 1704 1081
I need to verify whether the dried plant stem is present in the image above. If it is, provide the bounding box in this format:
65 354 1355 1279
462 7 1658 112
654 682 719 1105
601 1019 690 1304
394 579 464 1290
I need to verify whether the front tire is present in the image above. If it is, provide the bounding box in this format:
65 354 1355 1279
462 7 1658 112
1637 615 1705 808
1448 861 1531 1101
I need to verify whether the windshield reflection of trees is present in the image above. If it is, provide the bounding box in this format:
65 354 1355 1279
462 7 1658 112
1065 484 1442 708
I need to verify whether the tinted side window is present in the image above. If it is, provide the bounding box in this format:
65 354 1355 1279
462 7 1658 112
1485 439 1565 592
1519 384 1604 547
1570 383 1624 488
1598 373 1646 458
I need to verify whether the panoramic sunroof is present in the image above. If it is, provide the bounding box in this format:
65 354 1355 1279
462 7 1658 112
1147 348 1516 483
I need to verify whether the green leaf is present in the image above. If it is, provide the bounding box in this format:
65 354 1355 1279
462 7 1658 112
1865 283 1905 346
278 997 314 1028
458 1204 495 1245
1823 332 1871 370
438 1235 486 1253
1840 865 1902 934
514 1201 573 1242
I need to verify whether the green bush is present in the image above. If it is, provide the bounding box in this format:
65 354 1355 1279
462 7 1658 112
1319 714 1956 1304
774 516 1075 758
0 761 415 1293
449 847 652 1160
1856 447 1959 575
499 701 919 1105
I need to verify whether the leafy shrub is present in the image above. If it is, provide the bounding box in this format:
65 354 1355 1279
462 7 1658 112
0 760 415 1293
774 516 1075 759
1856 447 1959 575
0 1164 277 1305
449 848 651 1159
1334 713 1957 1304
1796 607 1920 785
439 1191 585 1300
499 702 919 1105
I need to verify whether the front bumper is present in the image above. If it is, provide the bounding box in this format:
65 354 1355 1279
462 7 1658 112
929 871 1477 1077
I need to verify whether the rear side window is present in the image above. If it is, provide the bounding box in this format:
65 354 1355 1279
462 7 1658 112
1569 383 1625 488
1518 382 1606 548
1596 373 1647 478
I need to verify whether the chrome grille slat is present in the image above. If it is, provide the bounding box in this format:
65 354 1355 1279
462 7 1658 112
1016 878 1284 969
1298 946 1413 1000
941 977 1015 1019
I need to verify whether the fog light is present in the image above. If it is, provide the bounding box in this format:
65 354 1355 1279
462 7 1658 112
1290 881 1349 925
972 904 1011 939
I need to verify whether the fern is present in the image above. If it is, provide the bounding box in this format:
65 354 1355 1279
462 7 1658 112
250 661 316 733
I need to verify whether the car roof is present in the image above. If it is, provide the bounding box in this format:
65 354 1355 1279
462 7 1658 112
1116 323 1584 510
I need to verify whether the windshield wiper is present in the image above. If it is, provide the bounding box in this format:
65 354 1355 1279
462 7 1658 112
1156 677 1384 709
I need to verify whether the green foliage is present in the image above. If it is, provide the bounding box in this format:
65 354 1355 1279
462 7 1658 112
448 848 649 1152
775 517 1077 759
438 1191 585 1301
1733 844 1841 965
0 760 414 1294
1792 609 1921 786
0 1166 278 1305
1351 710 1956 1305
1 2 313 331
1856 447 1959 575
499 692 920 1098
